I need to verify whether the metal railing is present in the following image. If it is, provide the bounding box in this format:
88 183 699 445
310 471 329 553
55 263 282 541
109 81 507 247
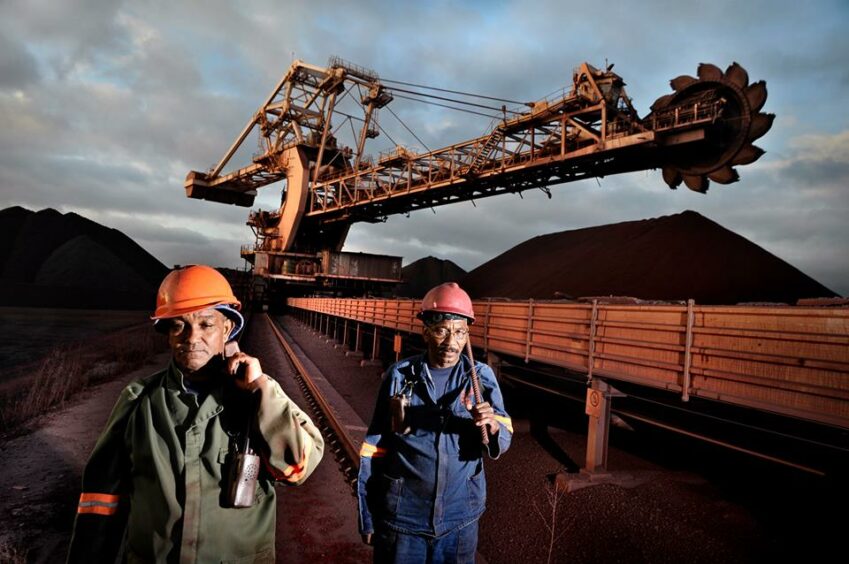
288 297 849 430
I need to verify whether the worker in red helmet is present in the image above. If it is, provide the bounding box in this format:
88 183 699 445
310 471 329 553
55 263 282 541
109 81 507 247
357 282 513 563
67 265 324 563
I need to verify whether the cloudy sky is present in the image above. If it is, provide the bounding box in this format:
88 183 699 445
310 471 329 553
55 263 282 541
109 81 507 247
1 0 847 295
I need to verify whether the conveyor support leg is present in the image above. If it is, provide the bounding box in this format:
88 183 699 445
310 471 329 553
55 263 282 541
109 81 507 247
583 378 619 474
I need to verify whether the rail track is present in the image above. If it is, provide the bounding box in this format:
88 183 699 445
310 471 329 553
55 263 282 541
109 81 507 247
263 314 361 488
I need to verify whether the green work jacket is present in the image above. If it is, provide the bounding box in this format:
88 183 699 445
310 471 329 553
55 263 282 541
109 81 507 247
67 361 324 563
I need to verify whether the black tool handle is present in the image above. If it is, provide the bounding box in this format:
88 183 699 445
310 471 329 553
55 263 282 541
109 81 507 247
465 339 489 445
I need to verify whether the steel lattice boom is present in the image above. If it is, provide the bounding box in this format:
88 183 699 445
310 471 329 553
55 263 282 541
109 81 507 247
185 58 772 289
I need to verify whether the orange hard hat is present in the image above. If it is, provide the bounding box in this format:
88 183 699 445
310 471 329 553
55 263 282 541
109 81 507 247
418 282 475 323
151 265 241 320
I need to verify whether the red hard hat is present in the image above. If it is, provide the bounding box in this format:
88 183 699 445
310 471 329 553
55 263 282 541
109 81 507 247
418 282 475 322
151 265 241 319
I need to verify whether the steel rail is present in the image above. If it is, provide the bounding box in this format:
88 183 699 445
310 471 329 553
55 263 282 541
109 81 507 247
499 370 828 476
264 314 361 471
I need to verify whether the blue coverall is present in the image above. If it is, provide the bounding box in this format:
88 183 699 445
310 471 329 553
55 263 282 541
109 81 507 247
357 353 512 563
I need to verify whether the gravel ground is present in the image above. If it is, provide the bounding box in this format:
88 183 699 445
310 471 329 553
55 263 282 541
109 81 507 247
241 315 372 563
2 315 843 563
279 315 847 564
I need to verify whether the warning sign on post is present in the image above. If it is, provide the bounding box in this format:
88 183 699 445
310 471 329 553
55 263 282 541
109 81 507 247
585 388 602 418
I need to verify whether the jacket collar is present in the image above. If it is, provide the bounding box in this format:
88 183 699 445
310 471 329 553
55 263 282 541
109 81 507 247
165 359 225 423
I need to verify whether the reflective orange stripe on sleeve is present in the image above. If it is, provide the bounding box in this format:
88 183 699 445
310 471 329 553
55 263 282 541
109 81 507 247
264 450 308 483
266 429 315 483
281 448 308 483
359 442 387 458
494 415 513 434
77 492 121 516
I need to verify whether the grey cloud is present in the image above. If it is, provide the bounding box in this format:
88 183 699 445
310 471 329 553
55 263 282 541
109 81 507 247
111 218 213 246
4 0 124 41
1 0 847 297
2 0 129 79
0 30 39 88
144 238 245 271
115 35 203 96
0 148 256 232
780 159 849 187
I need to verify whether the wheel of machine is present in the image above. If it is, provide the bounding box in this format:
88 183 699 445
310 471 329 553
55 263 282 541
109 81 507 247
648 62 774 193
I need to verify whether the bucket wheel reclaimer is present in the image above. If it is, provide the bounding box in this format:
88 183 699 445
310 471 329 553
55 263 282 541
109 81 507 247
648 62 775 193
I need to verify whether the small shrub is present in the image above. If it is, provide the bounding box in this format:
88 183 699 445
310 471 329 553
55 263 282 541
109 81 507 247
0 537 28 564
533 472 570 564
0 324 166 433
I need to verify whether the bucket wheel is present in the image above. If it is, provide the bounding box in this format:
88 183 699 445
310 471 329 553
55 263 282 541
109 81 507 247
648 62 774 193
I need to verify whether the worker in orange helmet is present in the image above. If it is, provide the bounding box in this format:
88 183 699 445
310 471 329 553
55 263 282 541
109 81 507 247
357 282 513 563
67 265 324 563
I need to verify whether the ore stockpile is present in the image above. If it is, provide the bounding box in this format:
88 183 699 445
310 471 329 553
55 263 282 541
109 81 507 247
461 210 836 304
0 206 168 309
